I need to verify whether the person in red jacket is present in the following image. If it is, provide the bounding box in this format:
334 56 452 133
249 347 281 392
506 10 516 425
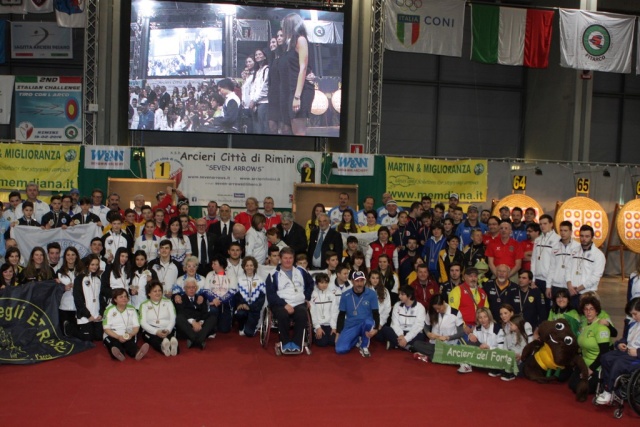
410 264 439 309
365 227 399 271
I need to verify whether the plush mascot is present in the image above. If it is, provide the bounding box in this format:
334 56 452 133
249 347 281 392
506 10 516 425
521 319 590 401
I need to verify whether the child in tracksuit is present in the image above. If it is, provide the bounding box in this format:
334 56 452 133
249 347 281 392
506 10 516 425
310 273 337 347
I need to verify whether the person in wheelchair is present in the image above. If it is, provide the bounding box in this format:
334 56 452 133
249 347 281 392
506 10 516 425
266 247 314 353
595 297 640 404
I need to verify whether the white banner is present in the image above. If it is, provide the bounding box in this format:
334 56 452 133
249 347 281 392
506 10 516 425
84 145 130 170
145 148 322 208
0 1 27 14
304 21 340 44
11 22 73 59
332 153 374 176
0 76 14 125
559 9 635 74
12 223 102 258
384 0 466 57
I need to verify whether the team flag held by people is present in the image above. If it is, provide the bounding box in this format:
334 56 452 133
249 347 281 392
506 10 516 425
559 9 635 74
0 282 94 365
471 5 554 68
54 0 86 28
384 0 466 57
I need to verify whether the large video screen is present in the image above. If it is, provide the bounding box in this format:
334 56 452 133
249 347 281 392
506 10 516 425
128 1 345 138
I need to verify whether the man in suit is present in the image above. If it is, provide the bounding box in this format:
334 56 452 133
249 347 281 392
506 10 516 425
307 213 343 270
189 218 219 276
209 203 234 238
174 278 217 350
277 211 307 256
219 223 247 258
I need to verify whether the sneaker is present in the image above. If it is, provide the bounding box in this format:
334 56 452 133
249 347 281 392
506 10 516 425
161 338 171 357
169 337 178 356
239 330 246 337
596 391 612 405
135 343 150 361
360 347 371 358
111 347 125 362
386 341 392 350
501 373 516 382
413 352 429 363
355 337 362 348
488 370 501 378
208 334 216 339
457 364 472 374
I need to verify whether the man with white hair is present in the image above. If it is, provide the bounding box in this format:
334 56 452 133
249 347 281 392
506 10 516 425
277 211 307 255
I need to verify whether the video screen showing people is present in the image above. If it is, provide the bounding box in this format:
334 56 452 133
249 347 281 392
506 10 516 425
128 1 345 138
147 27 223 77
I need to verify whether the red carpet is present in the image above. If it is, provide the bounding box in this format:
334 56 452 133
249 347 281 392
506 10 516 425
1 335 638 427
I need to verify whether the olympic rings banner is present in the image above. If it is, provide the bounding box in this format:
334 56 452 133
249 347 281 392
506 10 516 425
0 143 80 191
145 147 322 208
384 0 466 57
14 76 83 142
385 157 488 205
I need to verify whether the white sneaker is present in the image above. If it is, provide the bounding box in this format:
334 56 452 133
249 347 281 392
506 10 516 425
359 347 371 358
596 391 612 405
208 334 217 339
457 363 472 374
161 338 171 357
239 330 246 337
169 337 178 356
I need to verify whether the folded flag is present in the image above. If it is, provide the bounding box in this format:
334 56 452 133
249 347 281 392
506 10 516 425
471 5 554 68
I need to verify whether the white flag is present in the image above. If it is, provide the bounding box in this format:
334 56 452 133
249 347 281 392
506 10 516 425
384 0 465 57
0 0 27 14
54 0 86 28
0 75 14 125
559 9 635 74
12 224 102 259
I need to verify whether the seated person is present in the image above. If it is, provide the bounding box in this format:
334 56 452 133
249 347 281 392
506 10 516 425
595 297 640 404
265 247 314 352
381 285 426 351
139 280 178 357
202 255 237 334
309 273 337 347
174 278 216 349
412 294 465 362
234 256 266 337
458 307 501 374
335 271 380 357
102 288 149 361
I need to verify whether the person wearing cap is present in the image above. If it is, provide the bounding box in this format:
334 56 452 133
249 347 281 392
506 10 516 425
68 189 81 214
335 270 380 357
328 192 357 227
137 99 155 130
455 205 487 248
448 267 488 334
445 193 460 218
499 206 511 223
379 200 400 227
376 192 404 219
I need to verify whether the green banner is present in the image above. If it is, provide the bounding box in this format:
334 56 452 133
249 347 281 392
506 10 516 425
432 341 519 374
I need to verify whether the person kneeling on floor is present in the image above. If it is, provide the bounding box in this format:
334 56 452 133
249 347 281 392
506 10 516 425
335 271 380 357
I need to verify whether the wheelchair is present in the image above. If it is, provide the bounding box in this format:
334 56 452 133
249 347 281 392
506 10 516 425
593 368 640 418
258 305 312 356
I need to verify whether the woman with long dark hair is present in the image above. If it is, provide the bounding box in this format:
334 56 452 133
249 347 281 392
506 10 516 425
268 30 284 134
249 48 270 134
19 246 54 284
73 254 105 341
305 203 325 241
167 216 191 264
58 247 85 336
280 12 315 136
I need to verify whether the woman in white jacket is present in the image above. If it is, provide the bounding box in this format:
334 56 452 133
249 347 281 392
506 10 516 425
494 304 533 381
245 213 268 265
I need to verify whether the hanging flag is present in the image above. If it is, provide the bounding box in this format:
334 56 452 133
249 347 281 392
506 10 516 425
471 5 554 68
0 0 27 15
26 0 52 13
0 75 14 124
559 9 635 74
0 21 5 64
54 0 86 28
303 21 339 44
384 0 466 57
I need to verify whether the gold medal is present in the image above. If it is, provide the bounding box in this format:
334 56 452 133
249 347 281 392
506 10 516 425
93 299 96 302
122 332 130 340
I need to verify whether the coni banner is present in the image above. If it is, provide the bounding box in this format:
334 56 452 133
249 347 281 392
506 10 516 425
386 157 488 205
0 143 79 191
145 147 322 208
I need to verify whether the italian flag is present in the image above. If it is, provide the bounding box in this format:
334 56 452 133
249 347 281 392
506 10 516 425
471 5 554 68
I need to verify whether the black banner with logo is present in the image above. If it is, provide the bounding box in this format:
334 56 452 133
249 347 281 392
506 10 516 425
0 281 94 364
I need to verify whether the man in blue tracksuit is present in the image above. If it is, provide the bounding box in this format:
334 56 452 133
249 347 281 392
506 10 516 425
266 247 314 352
335 271 380 357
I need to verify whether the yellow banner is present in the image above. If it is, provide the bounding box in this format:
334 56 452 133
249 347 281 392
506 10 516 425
0 143 79 191
385 157 488 205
